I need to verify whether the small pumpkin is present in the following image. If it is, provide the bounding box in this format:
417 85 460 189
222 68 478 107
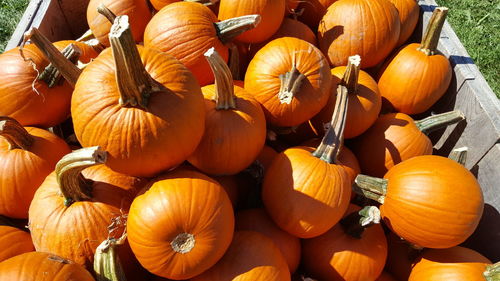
245 37 332 127
0 225 34 263
191 231 291 281
354 155 484 249
388 0 419 46
378 7 452 114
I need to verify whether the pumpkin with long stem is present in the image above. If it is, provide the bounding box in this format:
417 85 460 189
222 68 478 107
353 155 484 249
245 37 332 127
378 7 452 114
0 225 34 263
351 110 465 177
261 57 356 238
0 252 95 281
0 117 71 218
191 231 291 281
302 205 388 281
72 14 205 177
187 48 266 175
388 0 419 46
127 167 235 280
312 54 381 139
144 2 260 86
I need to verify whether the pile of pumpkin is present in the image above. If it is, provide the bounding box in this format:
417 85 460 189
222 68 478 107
0 0 498 280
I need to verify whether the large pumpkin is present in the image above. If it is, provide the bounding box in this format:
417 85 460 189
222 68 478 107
318 0 400 68
127 168 235 280
0 117 71 218
354 155 484 248
72 15 205 177
0 226 34 263
388 0 419 46
245 37 332 127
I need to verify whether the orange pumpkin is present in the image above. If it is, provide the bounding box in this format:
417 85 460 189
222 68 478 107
149 0 179 10
245 37 332 127
409 246 493 281
0 226 34 263
0 117 71 218
218 0 286 43
318 0 400 68
378 7 452 114
302 205 388 281
236 209 301 273
127 168 234 280
388 0 419 46
354 155 484 248
191 231 291 281
72 15 205 177
54 40 100 63
0 252 95 281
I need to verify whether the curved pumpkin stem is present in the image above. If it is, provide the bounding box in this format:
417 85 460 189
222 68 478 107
340 206 381 239
342 55 360 94
484 262 500 281
94 231 128 281
204 47 236 110
414 110 464 134
418 7 448 55
216 14 261 44
448 147 468 166
56 146 107 206
23 27 82 88
278 66 306 104
0 117 34 150
353 174 388 204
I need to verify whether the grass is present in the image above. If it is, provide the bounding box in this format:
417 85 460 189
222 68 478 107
0 0 497 96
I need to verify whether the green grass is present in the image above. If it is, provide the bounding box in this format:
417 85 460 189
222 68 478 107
0 0 29 51
435 0 499 97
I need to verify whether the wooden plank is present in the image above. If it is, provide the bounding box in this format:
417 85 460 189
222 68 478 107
57 0 91 39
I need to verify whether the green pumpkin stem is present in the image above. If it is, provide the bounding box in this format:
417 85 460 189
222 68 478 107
107 15 166 109
94 232 128 281
353 174 388 204
340 206 381 239
448 146 468 166
278 66 306 104
204 47 236 110
418 7 448 55
56 146 107 206
216 14 261 44
23 27 82 88
0 117 34 150
484 262 500 281
414 110 465 134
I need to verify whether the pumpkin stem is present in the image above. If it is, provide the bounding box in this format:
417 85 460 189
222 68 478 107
353 174 388 204
340 206 381 239
108 15 166 109
97 3 117 24
39 44 82 88
216 14 261 44
56 146 107 206
23 27 82 88
418 7 448 55
0 117 34 150
171 233 195 254
94 231 128 281
341 55 360 94
228 43 241 81
204 47 236 110
76 29 105 54
484 262 500 281
278 66 306 104
414 110 464 134
448 147 468 166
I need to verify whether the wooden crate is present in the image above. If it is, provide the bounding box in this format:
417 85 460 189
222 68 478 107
7 0 500 261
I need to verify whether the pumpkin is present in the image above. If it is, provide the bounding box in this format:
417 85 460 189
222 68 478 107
87 0 152 47
351 110 464 177
149 0 179 10
0 226 34 263
378 7 452 114
376 272 398 281
54 40 100 63
385 231 422 281
302 205 388 281
93 231 128 281
144 2 260 86
255 145 279 173
127 167 234 280
187 48 266 175
72 15 205 177
0 117 71 218
262 76 352 238
354 155 484 248
236 208 301 273
191 231 291 281
0 252 95 281
312 55 381 139
245 37 332 127
318 0 400 68
388 0 419 46
409 246 493 281
28 147 137 271
218 0 286 43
